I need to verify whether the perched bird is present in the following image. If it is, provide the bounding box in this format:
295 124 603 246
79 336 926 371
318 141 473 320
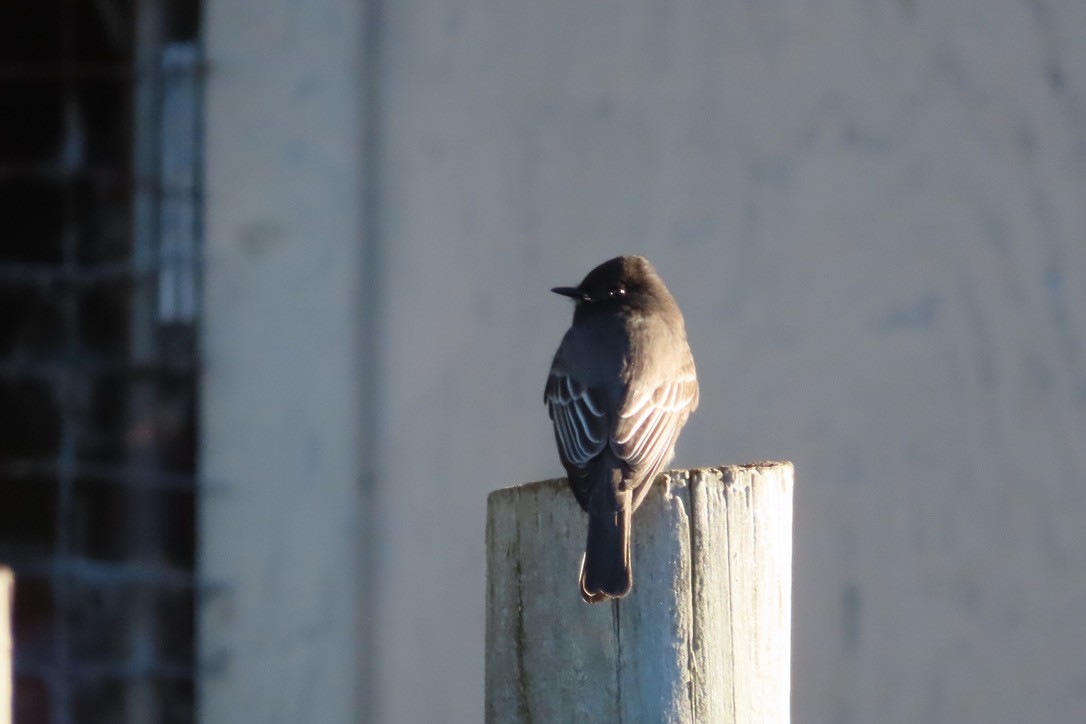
545 256 699 602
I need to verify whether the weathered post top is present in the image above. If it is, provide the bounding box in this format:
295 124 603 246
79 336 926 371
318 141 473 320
486 462 793 724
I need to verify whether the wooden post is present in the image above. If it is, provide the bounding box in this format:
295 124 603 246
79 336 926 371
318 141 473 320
486 463 793 723
1 567 11 724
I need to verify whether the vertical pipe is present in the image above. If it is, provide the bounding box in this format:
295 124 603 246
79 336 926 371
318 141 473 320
358 0 384 719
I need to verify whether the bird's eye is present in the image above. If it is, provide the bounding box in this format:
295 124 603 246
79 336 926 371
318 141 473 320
609 286 626 298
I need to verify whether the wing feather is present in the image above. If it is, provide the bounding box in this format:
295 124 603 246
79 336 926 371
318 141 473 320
547 358 698 491
612 370 699 479
545 372 608 468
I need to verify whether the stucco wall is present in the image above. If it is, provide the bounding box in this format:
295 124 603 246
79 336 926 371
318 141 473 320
204 1 1086 722
200 1 368 721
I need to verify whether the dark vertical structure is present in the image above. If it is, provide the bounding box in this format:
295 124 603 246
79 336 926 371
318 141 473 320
0 2 203 722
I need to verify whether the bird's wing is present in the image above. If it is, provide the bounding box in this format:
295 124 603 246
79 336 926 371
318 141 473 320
611 365 699 487
545 371 609 469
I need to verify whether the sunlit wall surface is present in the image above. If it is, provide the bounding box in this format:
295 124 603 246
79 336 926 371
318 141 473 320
203 1 1085 722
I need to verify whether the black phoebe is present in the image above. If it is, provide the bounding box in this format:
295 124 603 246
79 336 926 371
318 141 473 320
545 256 699 603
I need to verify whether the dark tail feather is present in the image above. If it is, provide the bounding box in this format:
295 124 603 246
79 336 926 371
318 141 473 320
579 499 632 603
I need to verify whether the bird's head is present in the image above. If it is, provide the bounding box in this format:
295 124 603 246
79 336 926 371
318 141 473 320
551 255 670 317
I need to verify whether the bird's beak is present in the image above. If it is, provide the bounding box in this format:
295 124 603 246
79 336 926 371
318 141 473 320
551 286 587 301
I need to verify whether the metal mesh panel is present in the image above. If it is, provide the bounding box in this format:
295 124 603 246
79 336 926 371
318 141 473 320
0 2 203 722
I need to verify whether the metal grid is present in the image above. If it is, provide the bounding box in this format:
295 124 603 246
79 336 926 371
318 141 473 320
0 1 203 722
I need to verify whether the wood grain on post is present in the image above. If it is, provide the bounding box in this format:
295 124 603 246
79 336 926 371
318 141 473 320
486 463 793 724
1 567 11 724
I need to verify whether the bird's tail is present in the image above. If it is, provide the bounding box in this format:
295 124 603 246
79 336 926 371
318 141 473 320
579 490 632 603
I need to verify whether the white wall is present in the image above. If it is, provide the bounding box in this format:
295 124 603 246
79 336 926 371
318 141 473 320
200 1 369 721
204 1 1086 722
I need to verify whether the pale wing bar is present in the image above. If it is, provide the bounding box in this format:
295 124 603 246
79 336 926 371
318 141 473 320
545 373 607 467
613 374 698 471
